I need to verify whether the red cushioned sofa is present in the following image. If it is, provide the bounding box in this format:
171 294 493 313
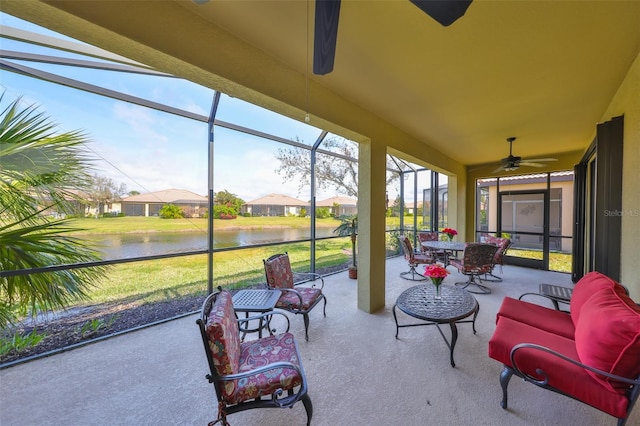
488 271 640 425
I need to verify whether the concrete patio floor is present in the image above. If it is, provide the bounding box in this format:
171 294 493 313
1 256 638 426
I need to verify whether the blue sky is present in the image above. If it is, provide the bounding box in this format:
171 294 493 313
1 12 432 203
0 13 329 202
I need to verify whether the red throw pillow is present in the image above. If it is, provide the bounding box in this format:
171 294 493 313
574 285 640 393
571 271 618 328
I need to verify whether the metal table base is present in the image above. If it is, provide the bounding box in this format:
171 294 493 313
393 284 479 367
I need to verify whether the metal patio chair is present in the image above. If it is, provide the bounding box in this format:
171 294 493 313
263 252 327 341
450 243 499 294
482 237 512 282
399 235 435 281
196 289 313 425
417 231 448 263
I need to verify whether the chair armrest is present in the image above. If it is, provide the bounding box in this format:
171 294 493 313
218 361 303 382
278 287 305 313
292 272 325 290
510 343 640 387
216 361 309 407
237 311 291 333
518 292 568 311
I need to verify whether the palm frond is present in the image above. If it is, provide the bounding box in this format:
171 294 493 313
0 93 105 327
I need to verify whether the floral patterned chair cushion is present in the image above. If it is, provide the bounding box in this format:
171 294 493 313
417 231 447 262
264 253 295 289
277 287 323 311
228 332 304 404
263 253 327 341
264 255 323 310
204 291 306 405
398 235 436 281
205 290 241 378
491 237 511 265
450 243 497 275
450 243 499 294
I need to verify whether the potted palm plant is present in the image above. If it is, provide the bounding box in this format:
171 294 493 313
334 215 358 279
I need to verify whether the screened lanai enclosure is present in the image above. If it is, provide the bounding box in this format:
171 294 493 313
0 16 458 366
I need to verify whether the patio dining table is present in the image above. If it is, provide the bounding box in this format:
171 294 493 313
421 241 467 266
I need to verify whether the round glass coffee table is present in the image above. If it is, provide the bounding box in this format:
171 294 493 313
393 284 479 367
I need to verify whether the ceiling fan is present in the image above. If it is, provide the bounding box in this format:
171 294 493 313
314 0 473 75
492 137 558 173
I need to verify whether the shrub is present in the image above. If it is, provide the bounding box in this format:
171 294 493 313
316 207 331 218
158 204 184 219
101 212 124 218
213 204 237 219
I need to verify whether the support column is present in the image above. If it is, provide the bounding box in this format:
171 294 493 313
358 139 387 313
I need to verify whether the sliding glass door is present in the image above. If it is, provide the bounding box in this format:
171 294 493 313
476 172 574 273
498 190 548 269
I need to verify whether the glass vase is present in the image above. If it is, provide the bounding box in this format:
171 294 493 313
432 279 442 300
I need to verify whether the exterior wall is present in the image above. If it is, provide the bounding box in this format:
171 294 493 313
242 205 307 216
123 203 145 216
245 205 286 216
334 205 357 216
122 202 206 217
599 53 640 299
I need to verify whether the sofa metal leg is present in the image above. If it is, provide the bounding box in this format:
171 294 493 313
499 366 514 409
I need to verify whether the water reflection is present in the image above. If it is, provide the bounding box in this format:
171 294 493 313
86 228 336 260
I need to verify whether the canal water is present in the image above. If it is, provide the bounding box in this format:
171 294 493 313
86 228 337 260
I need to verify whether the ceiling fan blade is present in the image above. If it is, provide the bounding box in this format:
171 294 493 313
313 0 341 75
519 162 547 168
410 0 473 26
521 158 558 162
491 165 506 173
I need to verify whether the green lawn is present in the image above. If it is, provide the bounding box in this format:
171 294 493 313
508 248 572 273
87 238 352 306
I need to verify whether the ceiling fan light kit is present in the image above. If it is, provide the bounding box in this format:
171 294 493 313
492 137 558 173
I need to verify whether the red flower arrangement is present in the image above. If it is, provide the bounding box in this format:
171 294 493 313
424 264 449 299
424 264 450 282
442 227 458 241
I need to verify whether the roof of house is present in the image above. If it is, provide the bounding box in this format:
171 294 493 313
121 189 207 203
316 196 358 207
244 193 308 206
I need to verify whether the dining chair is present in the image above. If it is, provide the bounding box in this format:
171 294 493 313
263 252 327 341
417 231 447 263
482 237 512 282
399 235 435 281
450 243 499 294
196 289 313 425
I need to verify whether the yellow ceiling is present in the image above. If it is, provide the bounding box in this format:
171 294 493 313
2 0 639 168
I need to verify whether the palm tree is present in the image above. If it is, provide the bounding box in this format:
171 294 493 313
0 93 107 328
333 215 357 278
